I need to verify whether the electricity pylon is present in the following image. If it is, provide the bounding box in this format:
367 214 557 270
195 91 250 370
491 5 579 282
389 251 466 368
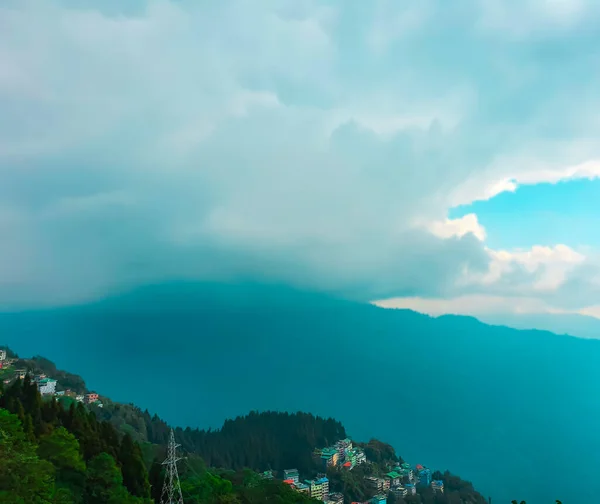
160 429 184 504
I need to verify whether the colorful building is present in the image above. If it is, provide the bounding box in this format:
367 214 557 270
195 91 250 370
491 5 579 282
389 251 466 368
294 482 310 494
84 393 99 404
371 494 387 504
321 447 339 468
417 467 431 486
283 469 299 483
306 477 329 501
385 471 401 487
260 470 274 480
432 480 444 494
335 438 353 460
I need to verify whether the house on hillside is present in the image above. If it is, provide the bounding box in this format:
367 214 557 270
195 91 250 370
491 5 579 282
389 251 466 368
327 492 344 504
390 485 407 498
371 494 386 504
431 480 444 494
283 469 299 483
84 393 99 404
0 349 6 361
321 447 339 468
37 378 57 395
417 467 431 486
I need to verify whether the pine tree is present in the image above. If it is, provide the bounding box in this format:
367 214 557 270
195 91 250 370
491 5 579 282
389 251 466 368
118 432 151 498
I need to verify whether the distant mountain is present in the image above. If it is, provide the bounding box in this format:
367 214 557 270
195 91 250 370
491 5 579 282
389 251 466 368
477 312 600 340
1 282 599 504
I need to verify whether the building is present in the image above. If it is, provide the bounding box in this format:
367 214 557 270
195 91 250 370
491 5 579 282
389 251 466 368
75 395 84 402
306 477 329 501
335 438 353 460
283 469 299 483
404 483 416 495
15 370 26 380
260 470 274 480
385 471 401 487
321 447 339 468
431 480 444 494
294 482 310 494
354 449 367 465
37 378 57 395
365 477 384 493
327 492 344 504
390 486 407 498
371 494 386 504
0 349 6 361
84 393 99 404
417 467 431 487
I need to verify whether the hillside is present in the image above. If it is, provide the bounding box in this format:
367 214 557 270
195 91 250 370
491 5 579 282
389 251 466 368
0 353 487 503
1 282 598 503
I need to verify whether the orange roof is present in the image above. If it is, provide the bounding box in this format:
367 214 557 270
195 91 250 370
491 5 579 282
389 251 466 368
343 462 352 467
283 479 295 485
416 464 424 470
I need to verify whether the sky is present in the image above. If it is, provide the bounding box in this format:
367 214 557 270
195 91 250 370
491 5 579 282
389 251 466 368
1 0 600 318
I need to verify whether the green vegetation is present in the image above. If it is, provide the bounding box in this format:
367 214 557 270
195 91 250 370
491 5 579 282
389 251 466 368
94 401 346 476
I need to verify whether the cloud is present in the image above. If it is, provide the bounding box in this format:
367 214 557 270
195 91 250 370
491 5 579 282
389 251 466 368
1 0 600 310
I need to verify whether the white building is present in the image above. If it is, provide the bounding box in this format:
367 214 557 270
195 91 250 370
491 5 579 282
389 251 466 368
0 349 6 361
38 378 57 395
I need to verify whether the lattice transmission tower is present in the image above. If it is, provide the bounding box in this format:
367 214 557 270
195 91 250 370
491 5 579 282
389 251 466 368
160 429 184 504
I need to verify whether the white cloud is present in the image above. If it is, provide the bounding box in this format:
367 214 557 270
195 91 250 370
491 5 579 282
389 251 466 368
372 294 568 316
0 0 600 309
425 214 487 242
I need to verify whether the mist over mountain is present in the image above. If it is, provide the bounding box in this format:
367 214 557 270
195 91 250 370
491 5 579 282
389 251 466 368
1 282 599 504
478 312 600 340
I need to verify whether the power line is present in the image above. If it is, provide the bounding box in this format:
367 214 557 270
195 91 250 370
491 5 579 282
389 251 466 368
160 429 184 504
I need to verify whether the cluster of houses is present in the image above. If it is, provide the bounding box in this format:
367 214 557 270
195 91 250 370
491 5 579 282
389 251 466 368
262 437 444 504
0 352 102 407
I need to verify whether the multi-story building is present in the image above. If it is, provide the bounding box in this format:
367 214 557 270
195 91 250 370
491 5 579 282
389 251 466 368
417 467 431 487
283 469 299 483
365 477 384 493
335 438 352 460
0 349 6 361
327 492 344 504
354 449 367 465
321 447 339 468
344 449 357 468
294 482 310 494
431 480 444 494
37 378 57 395
15 369 26 380
84 393 99 404
371 494 387 504
306 477 329 501
405 483 416 495
390 485 407 498
385 471 401 487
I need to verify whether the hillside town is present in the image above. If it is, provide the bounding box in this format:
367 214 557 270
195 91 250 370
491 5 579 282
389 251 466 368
0 350 102 407
260 437 444 504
